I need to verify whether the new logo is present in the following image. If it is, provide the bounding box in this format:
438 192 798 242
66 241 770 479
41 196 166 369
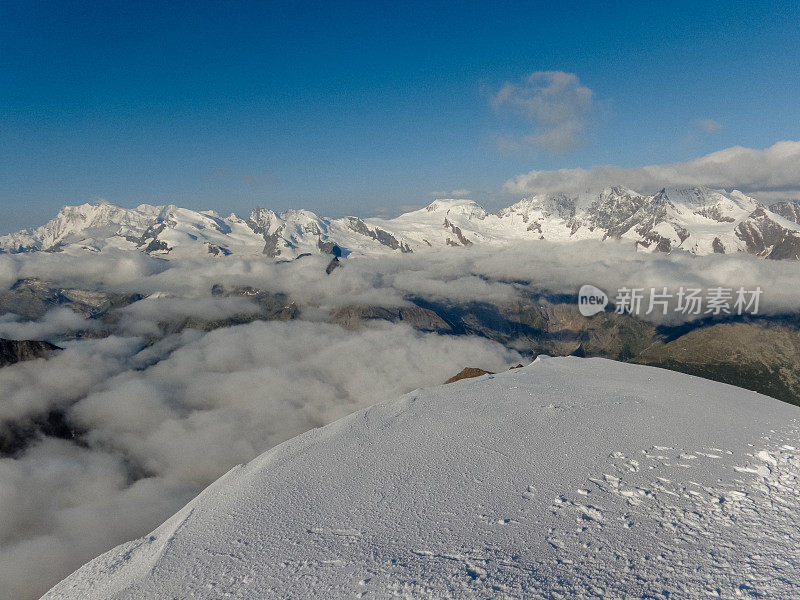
578 284 608 316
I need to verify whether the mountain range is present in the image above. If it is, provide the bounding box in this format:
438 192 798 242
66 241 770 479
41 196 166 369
3 187 800 259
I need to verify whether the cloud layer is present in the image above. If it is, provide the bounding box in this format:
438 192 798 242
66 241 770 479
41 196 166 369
0 319 520 600
493 71 594 155
504 140 800 201
2 244 800 599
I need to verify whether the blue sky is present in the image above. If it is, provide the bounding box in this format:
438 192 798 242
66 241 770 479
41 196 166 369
2 0 800 232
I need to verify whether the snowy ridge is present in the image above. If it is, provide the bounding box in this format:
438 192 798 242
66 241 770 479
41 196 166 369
43 357 800 599
3 188 800 259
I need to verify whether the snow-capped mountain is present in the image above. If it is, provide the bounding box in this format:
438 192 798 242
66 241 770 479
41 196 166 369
42 357 800 599
3 188 800 259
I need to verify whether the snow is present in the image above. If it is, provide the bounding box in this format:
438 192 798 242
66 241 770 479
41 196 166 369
42 357 800 599
2 188 799 259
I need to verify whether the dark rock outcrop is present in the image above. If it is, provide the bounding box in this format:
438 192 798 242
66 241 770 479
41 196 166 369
0 278 141 321
347 218 412 252
262 225 287 257
330 305 451 332
735 206 800 259
444 363 525 384
769 201 800 225
208 285 298 321
326 257 341 274
444 367 495 384
0 338 60 367
443 217 472 246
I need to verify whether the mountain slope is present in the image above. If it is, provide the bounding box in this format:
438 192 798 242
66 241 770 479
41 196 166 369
0 338 60 367
43 357 800 599
3 189 800 260
632 320 800 403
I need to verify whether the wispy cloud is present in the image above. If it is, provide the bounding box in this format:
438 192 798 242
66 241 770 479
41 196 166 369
492 71 594 155
503 140 800 202
697 118 723 133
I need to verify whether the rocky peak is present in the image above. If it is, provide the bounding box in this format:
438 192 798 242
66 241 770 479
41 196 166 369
0 338 61 367
769 201 800 225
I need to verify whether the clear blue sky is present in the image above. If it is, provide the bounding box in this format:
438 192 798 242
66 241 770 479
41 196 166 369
2 0 799 232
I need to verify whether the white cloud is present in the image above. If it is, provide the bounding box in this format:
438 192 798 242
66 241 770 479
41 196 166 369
493 71 594 155
0 318 519 600
697 118 723 133
503 140 800 202
3 244 800 325
113 296 263 337
0 336 143 422
0 250 167 292
0 308 101 341
3 243 800 599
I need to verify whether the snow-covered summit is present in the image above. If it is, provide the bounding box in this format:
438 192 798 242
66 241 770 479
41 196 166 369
3 188 800 259
43 357 800 599
0 202 160 253
422 198 487 215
